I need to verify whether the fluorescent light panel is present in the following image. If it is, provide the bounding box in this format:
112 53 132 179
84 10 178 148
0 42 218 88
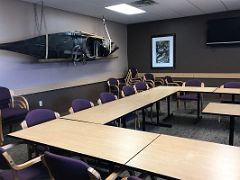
105 3 146 15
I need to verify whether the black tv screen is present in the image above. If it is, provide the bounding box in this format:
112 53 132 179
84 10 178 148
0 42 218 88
206 17 240 45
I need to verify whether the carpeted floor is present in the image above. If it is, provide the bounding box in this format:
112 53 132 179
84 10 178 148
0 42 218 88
3 98 240 179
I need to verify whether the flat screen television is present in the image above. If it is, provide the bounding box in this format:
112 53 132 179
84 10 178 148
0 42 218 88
206 17 240 45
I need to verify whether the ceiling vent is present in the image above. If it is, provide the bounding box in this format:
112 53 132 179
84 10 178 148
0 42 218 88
131 0 158 7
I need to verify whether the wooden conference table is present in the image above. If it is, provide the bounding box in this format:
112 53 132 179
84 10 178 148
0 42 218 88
214 87 240 103
62 86 179 130
9 119 240 179
9 119 159 165
203 102 240 146
126 135 240 180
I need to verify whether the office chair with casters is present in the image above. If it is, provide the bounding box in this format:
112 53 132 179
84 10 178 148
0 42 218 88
0 144 49 180
0 86 29 145
69 98 94 113
107 78 120 98
177 79 204 110
143 73 164 88
42 151 119 180
164 76 183 86
21 109 60 159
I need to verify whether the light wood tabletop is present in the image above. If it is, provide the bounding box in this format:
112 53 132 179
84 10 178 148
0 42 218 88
179 86 217 93
202 102 240 116
214 87 240 95
127 135 240 180
9 119 159 165
61 86 179 124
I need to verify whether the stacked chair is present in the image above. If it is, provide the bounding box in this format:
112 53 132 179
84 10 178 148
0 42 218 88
143 73 164 88
0 86 29 145
164 76 183 86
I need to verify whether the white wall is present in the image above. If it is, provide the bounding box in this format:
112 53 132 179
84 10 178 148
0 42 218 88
0 0 128 95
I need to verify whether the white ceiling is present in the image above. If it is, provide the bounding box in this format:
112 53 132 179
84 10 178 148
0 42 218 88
21 0 240 24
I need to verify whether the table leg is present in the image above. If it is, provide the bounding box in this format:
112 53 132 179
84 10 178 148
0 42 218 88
229 116 235 146
232 94 235 103
156 101 160 124
142 108 146 131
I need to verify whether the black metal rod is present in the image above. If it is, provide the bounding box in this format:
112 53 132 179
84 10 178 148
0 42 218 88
229 116 235 146
142 108 146 131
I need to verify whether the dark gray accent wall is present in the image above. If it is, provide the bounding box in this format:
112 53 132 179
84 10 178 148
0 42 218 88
24 82 107 115
128 10 240 73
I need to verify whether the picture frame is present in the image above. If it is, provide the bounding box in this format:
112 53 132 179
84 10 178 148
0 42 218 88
151 34 175 69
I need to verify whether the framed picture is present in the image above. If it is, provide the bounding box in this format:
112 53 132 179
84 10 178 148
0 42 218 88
151 34 175 68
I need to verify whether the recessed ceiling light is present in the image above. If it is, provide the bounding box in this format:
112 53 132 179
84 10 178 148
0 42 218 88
105 3 146 15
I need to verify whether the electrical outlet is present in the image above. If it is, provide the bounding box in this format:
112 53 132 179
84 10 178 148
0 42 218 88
38 100 43 107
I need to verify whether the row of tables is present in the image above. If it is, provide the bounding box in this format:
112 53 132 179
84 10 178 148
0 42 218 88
9 86 240 179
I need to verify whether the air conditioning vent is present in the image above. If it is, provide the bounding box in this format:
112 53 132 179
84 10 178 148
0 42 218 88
131 0 158 7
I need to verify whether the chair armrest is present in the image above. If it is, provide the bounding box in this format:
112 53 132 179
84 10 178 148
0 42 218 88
173 80 183 86
145 80 155 88
105 169 125 180
13 95 29 110
11 155 42 171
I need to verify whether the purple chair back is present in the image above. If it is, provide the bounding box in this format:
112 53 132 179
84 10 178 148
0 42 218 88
25 109 56 127
99 92 116 104
0 87 11 109
185 79 202 87
0 147 10 170
129 67 138 78
43 151 93 180
144 73 154 81
134 82 148 91
72 99 92 112
107 78 118 86
165 76 173 83
223 82 240 88
122 86 136 96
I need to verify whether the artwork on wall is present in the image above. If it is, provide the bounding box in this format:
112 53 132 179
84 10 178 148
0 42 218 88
151 34 175 68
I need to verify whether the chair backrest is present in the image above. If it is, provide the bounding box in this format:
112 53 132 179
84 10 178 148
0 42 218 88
0 87 12 109
129 67 138 78
134 81 149 92
184 79 203 87
164 76 173 84
223 82 240 88
43 151 101 180
0 147 11 170
107 78 119 86
71 99 94 113
144 73 154 81
23 109 58 128
121 86 136 97
98 92 117 104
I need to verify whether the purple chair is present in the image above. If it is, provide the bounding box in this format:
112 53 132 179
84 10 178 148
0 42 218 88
0 144 49 180
21 109 59 129
21 109 59 158
43 151 102 180
164 76 183 86
143 73 164 87
107 78 120 98
177 79 204 110
220 82 240 103
69 99 94 113
134 81 149 92
98 92 137 128
121 86 137 97
0 86 29 144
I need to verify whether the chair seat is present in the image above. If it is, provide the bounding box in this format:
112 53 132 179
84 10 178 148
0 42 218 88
178 93 198 101
122 113 137 123
0 162 48 180
1 108 28 124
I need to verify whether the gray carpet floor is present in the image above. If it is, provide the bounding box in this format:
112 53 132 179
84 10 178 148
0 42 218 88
3 98 240 179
